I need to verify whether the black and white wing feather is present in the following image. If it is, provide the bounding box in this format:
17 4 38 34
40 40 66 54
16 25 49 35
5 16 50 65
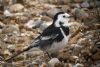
32 25 61 50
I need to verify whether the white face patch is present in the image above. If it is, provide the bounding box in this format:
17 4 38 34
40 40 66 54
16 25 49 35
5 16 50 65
54 13 71 27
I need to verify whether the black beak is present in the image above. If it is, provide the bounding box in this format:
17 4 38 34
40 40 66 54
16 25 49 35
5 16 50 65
68 16 74 18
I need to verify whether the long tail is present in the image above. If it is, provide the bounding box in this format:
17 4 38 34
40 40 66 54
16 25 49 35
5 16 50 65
5 42 39 62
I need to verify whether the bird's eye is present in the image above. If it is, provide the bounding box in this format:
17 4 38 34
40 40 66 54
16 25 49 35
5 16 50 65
63 15 66 18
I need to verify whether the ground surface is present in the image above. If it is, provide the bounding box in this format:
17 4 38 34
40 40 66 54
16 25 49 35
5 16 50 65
0 0 100 67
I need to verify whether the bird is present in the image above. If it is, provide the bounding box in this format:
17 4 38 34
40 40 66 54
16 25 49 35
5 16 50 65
5 12 73 62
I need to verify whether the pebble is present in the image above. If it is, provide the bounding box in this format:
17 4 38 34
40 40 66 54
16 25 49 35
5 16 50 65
25 20 35 29
7 45 15 53
43 4 56 9
73 63 84 67
0 22 5 33
41 16 52 22
26 50 44 59
47 8 61 18
74 0 84 3
25 18 49 31
89 1 100 7
4 49 12 59
0 21 5 28
56 0 71 4
61 5 70 12
2 24 19 34
9 3 24 12
48 58 60 67
92 51 100 60
40 62 48 67
3 10 13 17
74 8 89 20
80 2 90 8
70 4 80 8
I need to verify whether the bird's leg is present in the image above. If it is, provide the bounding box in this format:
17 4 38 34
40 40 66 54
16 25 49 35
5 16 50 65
44 51 52 59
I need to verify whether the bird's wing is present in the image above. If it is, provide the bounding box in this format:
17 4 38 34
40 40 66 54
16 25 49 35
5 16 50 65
32 27 60 50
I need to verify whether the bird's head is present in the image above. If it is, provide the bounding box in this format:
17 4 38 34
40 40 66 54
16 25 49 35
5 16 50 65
53 12 73 27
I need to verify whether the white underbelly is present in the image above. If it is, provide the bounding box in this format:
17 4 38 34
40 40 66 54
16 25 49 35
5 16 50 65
48 27 71 53
48 35 70 53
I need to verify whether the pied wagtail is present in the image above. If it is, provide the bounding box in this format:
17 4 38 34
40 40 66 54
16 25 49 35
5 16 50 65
6 12 73 62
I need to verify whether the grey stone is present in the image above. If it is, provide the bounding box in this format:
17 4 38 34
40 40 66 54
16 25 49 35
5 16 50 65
47 8 61 18
80 2 90 8
9 3 24 12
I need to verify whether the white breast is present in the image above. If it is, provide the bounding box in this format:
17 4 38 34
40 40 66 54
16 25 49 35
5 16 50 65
48 28 70 53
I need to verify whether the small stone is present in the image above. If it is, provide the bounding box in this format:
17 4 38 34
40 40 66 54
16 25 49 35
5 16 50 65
37 0 48 3
0 29 2 34
54 62 64 67
60 5 70 12
65 63 73 67
92 51 100 60
26 49 44 59
40 62 48 67
0 21 5 33
74 0 84 3
80 2 90 8
0 21 5 28
2 62 16 67
15 61 24 67
48 58 60 67
70 4 80 8
25 20 35 29
63 0 72 4
47 8 61 18
41 16 52 22
25 18 44 29
69 22 82 33
30 61 39 67
96 64 100 67
48 0 57 4
58 49 71 62
74 8 89 20
3 34 19 44
25 0 37 6
43 4 56 9
3 10 13 17
39 22 49 31
2 24 19 34
14 53 26 61
69 32 82 44
25 18 49 31
33 19 44 28
15 44 25 53
1 25 20 43
73 63 84 67
70 56 79 62
56 0 71 4
9 3 24 12
4 49 12 59
7 45 15 53
89 1 100 7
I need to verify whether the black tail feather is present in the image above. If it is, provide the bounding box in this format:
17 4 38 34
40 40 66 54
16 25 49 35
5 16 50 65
5 44 38 62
